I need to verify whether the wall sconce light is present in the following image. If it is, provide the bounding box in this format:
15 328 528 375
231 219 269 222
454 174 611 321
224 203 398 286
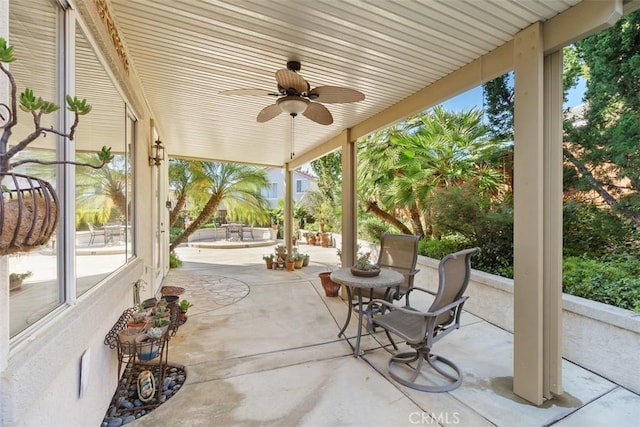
149 139 165 166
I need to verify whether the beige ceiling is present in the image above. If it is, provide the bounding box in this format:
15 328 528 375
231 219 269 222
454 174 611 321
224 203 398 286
109 0 582 167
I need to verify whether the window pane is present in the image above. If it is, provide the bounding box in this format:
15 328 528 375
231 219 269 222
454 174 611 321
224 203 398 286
74 24 128 296
296 180 308 193
262 182 277 199
8 0 61 338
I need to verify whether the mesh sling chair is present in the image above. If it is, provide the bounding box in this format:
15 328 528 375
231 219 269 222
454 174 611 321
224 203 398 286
365 233 421 304
369 247 480 392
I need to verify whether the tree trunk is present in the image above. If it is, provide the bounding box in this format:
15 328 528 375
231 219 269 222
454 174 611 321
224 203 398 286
563 148 640 224
363 200 412 235
111 190 128 219
170 193 187 226
408 203 425 238
169 194 222 251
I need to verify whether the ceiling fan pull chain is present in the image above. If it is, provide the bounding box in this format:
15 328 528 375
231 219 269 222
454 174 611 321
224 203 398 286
290 114 295 159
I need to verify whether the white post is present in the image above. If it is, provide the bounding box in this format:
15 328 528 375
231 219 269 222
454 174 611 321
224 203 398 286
513 22 545 405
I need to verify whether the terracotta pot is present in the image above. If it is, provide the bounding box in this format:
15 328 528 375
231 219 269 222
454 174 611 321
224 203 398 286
286 261 295 271
266 261 273 269
318 272 340 297
320 233 330 247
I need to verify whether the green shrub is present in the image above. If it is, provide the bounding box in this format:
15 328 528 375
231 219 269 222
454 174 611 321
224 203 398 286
563 254 640 312
425 184 514 277
359 217 393 243
418 234 469 260
169 251 183 269
563 201 636 257
169 227 183 243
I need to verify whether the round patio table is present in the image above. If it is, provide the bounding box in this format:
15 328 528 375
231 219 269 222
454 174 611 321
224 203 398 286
330 267 403 357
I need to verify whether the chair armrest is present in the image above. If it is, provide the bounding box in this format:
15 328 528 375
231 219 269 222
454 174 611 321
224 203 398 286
368 299 431 319
424 295 469 318
365 298 397 313
405 286 436 298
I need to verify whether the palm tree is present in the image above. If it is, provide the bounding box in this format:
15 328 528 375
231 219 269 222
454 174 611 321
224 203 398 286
168 159 208 226
75 154 128 225
359 107 508 237
169 162 271 250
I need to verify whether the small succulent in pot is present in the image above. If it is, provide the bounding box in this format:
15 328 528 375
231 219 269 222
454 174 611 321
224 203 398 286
179 299 193 313
354 252 379 271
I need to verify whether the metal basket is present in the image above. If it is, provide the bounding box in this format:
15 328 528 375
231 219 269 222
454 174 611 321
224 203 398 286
0 173 58 255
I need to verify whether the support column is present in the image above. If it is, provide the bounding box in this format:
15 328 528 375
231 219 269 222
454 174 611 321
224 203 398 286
0 0 9 374
341 130 357 270
543 50 564 397
513 22 544 405
284 167 293 255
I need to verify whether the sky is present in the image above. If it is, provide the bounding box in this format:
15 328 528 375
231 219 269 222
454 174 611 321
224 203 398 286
440 78 587 111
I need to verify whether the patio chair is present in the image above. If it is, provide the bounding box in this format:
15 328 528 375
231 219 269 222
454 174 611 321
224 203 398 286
242 225 255 240
227 223 242 241
369 247 480 392
369 233 421 304
87 223 104 246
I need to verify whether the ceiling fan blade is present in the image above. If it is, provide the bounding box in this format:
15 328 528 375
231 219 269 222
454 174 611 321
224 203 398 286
308 86 365 103
303 102 333 125
257 103 283 123
220 89 278 96
275 69 308 94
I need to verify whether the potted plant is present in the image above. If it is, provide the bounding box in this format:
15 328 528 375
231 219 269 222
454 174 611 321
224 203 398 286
274 244 287 269
294 253 304 269
178 299 193 323
0 37 112 255
318 271 341 297
135 327 165 361
320 232 331 248
9 271 32 291
351 252 381 277
127 304 151 328
285 255 296 271
302 253 310 267
274 244 287 261
262 253 274 269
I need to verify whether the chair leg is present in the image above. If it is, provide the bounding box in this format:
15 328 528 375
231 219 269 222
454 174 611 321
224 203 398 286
388 349 463 392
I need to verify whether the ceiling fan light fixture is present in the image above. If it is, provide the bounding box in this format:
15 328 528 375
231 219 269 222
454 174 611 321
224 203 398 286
277 96 309 115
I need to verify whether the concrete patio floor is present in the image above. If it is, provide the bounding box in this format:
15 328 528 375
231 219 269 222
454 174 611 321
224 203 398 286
133 243 640 426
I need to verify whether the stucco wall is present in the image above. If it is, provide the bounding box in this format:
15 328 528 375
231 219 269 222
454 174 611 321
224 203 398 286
3 260 143 426
413 254 640 395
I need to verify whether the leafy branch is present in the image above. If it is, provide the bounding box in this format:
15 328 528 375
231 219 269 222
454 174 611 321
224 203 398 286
0 37 111 173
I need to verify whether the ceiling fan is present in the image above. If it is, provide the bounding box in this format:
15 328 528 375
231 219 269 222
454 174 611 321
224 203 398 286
221 61 365 125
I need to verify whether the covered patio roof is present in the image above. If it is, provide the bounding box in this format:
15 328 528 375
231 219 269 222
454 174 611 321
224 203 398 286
84 0 639 407
100 0 613 168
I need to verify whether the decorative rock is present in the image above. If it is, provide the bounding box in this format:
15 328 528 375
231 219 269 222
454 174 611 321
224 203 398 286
122 415 136 424
106 417 123 427
104 363 186 422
